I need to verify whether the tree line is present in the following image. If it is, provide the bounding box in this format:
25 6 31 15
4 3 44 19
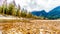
0 0 48 20
0 0 35 18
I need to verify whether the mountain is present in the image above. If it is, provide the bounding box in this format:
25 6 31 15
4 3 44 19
31 6 60 19
47 6 60 19
31 10 47 17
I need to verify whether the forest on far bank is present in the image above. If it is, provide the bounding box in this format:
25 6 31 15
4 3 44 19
0 0 49 20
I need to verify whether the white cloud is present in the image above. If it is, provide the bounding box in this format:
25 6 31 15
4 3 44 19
15 0 60 12
1 0 60 12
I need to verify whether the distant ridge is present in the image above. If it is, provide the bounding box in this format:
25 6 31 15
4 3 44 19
47 6 60 19
31 10 47 17
31 6 60 19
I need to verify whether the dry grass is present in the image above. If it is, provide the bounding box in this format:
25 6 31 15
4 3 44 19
0 19 32 23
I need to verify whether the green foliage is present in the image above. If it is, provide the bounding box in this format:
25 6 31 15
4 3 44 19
16 5 21 17
16 9 21 17
8 3 16 15
21 11 27 17
0 6 3 14
26 12 33 18
0 1 39 19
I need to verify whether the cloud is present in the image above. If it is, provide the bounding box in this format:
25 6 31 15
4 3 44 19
7 0 13 3
15 0 60 12
0 0 3 5
1 0 60 12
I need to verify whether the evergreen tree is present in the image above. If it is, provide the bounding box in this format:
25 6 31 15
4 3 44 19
2 0 7 15
21 8 27 17
0 6 3 14
26 12 33 18
16 4 21 17
8 0 16 16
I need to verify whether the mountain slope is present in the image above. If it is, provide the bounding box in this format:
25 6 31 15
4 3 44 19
47 6 60 19
31 10 47 17
31 6 60 19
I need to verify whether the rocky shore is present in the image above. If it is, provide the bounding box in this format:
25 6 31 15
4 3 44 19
0 20 60 34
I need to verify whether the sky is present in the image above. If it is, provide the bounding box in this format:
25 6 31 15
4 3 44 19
0 0 60 12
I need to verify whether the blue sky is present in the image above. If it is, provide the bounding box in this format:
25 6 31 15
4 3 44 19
0 0 60 12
